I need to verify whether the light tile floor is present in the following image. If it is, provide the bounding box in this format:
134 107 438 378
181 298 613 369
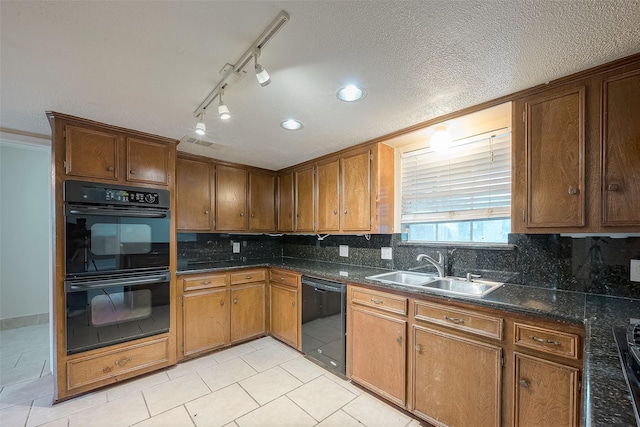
0 324 423 426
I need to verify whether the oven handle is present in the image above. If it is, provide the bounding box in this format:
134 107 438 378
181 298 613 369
65 272 171 292
68 208 168 218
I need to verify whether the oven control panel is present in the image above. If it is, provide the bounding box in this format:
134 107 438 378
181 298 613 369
64 180 170 208
105 188 158 204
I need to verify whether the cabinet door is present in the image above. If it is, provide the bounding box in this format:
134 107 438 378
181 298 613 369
316 158 340 232
216 164 247 231
295 166 315 232
525 87 586 228
412 326 502 427
182 288 229 357
176 158 213 231
270 284 298 348
342 150 371 231
65 125 119 180
249 171 275 232
230 283 265 343
514 353 580 427
278 173 294 232
126 138 169 185
601 69 640 226
349 307 406 406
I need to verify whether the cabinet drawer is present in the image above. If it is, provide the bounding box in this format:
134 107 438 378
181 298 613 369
269 269 299 287
67 337 169 390
231 269 266 285
514 323 580 359
351 287 407 315
183 274 227 291
413 300 503 340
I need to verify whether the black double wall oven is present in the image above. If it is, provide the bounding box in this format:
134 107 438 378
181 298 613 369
64 180 171 355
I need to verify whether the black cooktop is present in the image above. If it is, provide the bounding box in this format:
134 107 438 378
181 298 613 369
613 325 640 426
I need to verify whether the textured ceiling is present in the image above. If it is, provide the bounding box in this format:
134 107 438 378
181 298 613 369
1 1 639 170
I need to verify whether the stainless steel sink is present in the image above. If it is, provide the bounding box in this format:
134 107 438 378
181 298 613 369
365 271 435 286
366 271 503 298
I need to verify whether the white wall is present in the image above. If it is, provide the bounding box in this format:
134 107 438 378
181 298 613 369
0 138 51 320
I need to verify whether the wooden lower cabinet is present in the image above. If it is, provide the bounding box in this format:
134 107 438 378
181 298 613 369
349 306 407 406
182 288 229 356
231 283 266 343
270 283 299 349
513 353 580 427
411 326 502 427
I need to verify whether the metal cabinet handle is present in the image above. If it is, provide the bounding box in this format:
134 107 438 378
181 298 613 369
204 210 209 214
107 166 115 172
370 298 383 304
396 337 402 345
415 344 422 352
233 298 238 304
288 213 292 218
200 281 212 285
519 379 530 388
280 277 286 281
292 301 296 307
220 300 224 306
607 183 620 191
245 275 252 279
528 335 560 345
333 209 338 215
444 315 464 324
240 212 244 217
115 357 131 367
130 170 137 175
568 186 577 195
344 209 348 214
251 213 255 218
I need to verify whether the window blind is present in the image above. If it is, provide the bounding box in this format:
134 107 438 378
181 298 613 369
401 131 511 223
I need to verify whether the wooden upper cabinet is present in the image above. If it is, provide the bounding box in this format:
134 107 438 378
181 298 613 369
126 138 169 185
248 171 276 232
525 87 586 228
601 69 640 226
295 166 315 232
176 157 214 231
316 158 340 232
277 173 294 232
342 149 371 231
65 125 119 180
215 164 247 231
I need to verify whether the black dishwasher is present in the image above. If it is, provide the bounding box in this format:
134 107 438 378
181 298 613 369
301 275 346 375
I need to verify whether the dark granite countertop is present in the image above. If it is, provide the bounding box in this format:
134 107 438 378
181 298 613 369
178 256 640 426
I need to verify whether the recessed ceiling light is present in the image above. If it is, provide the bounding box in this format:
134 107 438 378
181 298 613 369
337 85 365 102
281 119 303 130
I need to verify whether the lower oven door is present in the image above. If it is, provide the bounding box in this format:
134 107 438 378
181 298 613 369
65 271 170 355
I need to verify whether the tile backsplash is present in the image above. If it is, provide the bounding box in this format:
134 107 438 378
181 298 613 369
178 232 640 299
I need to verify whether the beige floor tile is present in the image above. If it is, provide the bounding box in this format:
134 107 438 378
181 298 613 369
239 366 302 405
0 374 54 409
212 343 256 364
166 353 218 380
280 357 327 383
0 400 31 426
133 405 195 427
0 360 45 387
38 417 70 427
197 358 257 392
315 409 362 427
324 374 363 396
235 396 316 427
16 347 50 367
247 336 278 350
342 394 411 427
69 391 148 427
240 345 298 372
27 392 107 427
106 370 170 401
185 383 258 427
0 353 20 370
143 373 210 416
222 422 238 427
406 419 425 426
287 375 356 421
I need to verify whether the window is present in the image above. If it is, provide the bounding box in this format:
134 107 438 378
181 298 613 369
401 131 511 243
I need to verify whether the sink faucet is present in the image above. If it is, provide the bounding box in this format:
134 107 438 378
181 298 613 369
416 252 445 277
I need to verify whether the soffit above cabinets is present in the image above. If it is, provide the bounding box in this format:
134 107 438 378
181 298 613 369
1 1 639 170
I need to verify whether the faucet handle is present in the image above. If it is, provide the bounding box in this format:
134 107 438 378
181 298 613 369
466 273 481 282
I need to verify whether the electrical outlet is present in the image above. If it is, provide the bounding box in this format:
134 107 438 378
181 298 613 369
233 242 241 253
631 259 640 282
339 245 349 257
381 247 393 260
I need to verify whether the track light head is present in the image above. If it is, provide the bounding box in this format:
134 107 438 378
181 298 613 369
254 55 271 87
218 91 230 120
195 112 206 135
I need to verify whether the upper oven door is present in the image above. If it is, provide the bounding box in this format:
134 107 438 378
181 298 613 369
65 205 170 277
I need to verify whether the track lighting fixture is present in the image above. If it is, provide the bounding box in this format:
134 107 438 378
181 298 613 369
195 112 206 136
254 52 271 87
193 11 289 124
218 89 230 120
